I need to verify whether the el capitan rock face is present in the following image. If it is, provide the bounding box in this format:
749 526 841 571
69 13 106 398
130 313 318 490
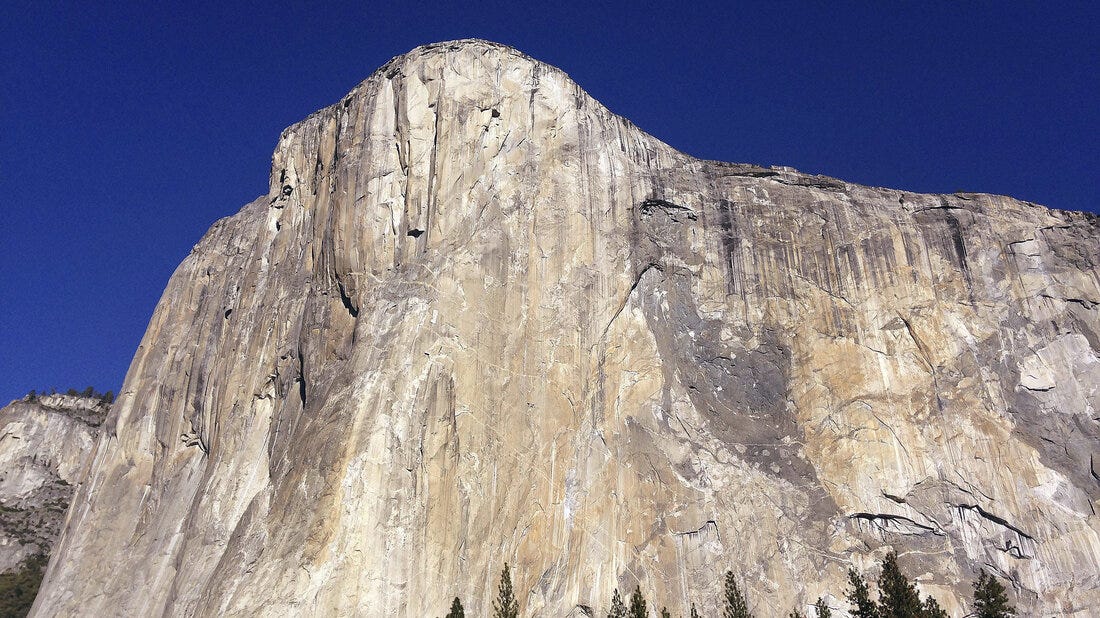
32 40 1100 616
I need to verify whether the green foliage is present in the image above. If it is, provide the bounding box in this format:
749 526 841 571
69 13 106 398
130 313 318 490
973 570 1015 618
877 552 923 618
660 607 671 618
790 611 806 618
36 386 113 403
722 571 753 618
877 552 948 618
608 588 627 618
846 569 878 618
492 563 519 618
444 596 464 618
0 554 47 618
690 603 700 618
921 596 947 618
846 553 948 618
628 586 647 618
814 597 832 618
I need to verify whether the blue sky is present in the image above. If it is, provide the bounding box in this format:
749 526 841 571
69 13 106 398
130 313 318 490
2 1 1097 402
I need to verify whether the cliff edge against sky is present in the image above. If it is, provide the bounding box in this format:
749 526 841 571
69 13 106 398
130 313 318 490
33 40 1100 616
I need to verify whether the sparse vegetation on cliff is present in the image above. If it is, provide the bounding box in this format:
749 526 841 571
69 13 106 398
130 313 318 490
0 553 46 618
22 387 114 405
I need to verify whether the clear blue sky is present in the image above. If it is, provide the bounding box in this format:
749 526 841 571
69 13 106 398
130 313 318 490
2 2 1097 402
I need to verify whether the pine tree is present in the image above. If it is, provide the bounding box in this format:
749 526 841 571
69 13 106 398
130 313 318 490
722 571 753 618
814 597 832 618
690 603 700 618
920 596 947 618
444 596 464 618
846 569 878 618
493 563 519 618
877 552 922 618
973 570 1015 618
660 607 671 618
790 611 806 618
629 586 647 618
608 588 627 618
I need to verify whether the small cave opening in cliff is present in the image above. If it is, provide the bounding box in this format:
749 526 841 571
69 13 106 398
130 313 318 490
407 228 424 238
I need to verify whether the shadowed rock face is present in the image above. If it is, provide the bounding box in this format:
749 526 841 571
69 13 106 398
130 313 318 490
32 40 1100 617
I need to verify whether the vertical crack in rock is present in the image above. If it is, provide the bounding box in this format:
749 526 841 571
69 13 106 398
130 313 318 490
336 279 359 318
296 348 308 409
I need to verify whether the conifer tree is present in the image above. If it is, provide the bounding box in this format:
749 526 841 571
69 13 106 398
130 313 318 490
920 597 947 618
973 570 1015 618
690 603 700 618
660 607 671 618
846 569 878 618
608 588 627 618
790 611 806 618
444 596 464 618
628 586 647 618
877 552 923 618
814 597 832 618
722 571 753 618
493 563 519 618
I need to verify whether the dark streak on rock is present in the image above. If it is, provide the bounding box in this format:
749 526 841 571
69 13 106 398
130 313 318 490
336 280 359 318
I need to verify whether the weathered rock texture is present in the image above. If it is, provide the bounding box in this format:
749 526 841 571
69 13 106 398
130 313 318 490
0 395 104 573
33 40 1100 617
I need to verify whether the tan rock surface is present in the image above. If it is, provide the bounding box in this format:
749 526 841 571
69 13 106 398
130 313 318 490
0 395 104 573
33 40 1100 616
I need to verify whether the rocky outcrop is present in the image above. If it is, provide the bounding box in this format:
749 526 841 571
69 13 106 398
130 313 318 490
32 40 1100 617
0 395 104 573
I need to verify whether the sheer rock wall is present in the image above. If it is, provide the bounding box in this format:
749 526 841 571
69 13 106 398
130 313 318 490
33 40 1100 617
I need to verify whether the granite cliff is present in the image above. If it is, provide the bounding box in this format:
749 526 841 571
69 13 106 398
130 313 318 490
32 40 1100 616
0 395 104 574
